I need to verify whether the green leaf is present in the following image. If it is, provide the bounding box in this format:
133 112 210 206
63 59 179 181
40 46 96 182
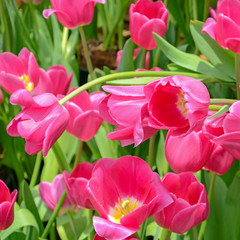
22 181 44 234
4 231 26 240
153 33 234 83
0 209 39 239
190 20 235 80
118 38 135 72
207 105 230 119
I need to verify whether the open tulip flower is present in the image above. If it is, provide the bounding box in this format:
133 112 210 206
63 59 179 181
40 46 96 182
39 174 74 215
154 172 209 234
0 180 18 230
94 234 138 240
144 75 210 136
86 156 173 239
63 162 94 210
99 85 158 147
64 89 106 141
43 0 106 29
202 0 240 53
7 92 69 157
0 48 39 94
129 0 168 50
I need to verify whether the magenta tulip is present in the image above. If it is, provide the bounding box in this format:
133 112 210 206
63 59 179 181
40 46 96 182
154 172 209 234
144 76 210 136
94 234 138 240
43 0 105 29
99 85 158 147
0 48 39 94
7 92 69 157
39 174 74 215
64 89 106 141
202 0 240 53
129 0 168 50
0 180 18 230
63 162 94 209
86 156 173 239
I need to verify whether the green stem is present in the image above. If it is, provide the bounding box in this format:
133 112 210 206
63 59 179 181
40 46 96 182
28 0 39 33
52 142 71 173
153 47 161 67
193 0 198 20
141 49 147 69
235 54 240 99
133 232 140 239
118 20 124 50
74 140 84 169
79 26 95 80
160 228 172 240
193 227 198 240
203 0 210 21
141 218 148 240
41 191 67 239
209 98 236 105
148 134 156 168
62 27 69 55
29 152 42 188
59 71 207 105
67 212 78 240
198 172 217 240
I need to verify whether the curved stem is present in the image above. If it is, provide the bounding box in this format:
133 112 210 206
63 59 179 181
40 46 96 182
160 228 171 240
79 26 95 80
148 134 156 168
153 47 161 67
140 218 148 240
52 142 71 173
74 140 84 169
198 172 217 240
209 98 236 105
41 191 67 239
192 227 198 240
29 152 42 188
59 71 207 105
141 49 147 69
235 54 240 99
62 27 69 55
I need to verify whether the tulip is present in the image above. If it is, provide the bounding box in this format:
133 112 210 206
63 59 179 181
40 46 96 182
129 0 168 50
99 85 158 147
63 162 94 209
202 0 240 53
0 48 39 94
0 180 18 230
144 75 210 136
43 0 106 29
94 234 138 240
7 92 69 157
39 174 74 215
22 0 43 4
64 89 106 141
211 101 240 160
154 172 209 234
86 156 173 239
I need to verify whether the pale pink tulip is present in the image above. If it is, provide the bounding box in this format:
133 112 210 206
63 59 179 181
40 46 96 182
39 174 74 215
129 0 168 50
202 0 240 53
63 162 94 209
144 76 210 136
154 172 209 234
64 89 106 141
86 156 173 239
43 0 105 29
0 180 18 230
99 85 158 147
7 92 69 157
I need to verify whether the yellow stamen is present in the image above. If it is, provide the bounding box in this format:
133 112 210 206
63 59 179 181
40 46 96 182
18 74 34 92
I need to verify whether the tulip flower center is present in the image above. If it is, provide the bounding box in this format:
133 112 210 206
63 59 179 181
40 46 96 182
175 91 188 117
108 196 140 224
18 74 34 91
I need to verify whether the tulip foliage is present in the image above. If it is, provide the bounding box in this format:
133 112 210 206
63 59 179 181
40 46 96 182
0 0 240 240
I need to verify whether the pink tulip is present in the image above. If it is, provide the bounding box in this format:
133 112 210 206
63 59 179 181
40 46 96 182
154 172 209 234
0 180 18 230
0 48 39 94
34 65 73 96
144 76 210 136
94 234 138 240
129 0 168 50
0 89 4 104
39 174 74 215
210 101 240 160
165 128 213 173
43 0 105 29
202 0 240 53
7 92 69 157
64 89 106 141
63 162 94 209
116 48 150 71
99 85 158 147
86 156 173 239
